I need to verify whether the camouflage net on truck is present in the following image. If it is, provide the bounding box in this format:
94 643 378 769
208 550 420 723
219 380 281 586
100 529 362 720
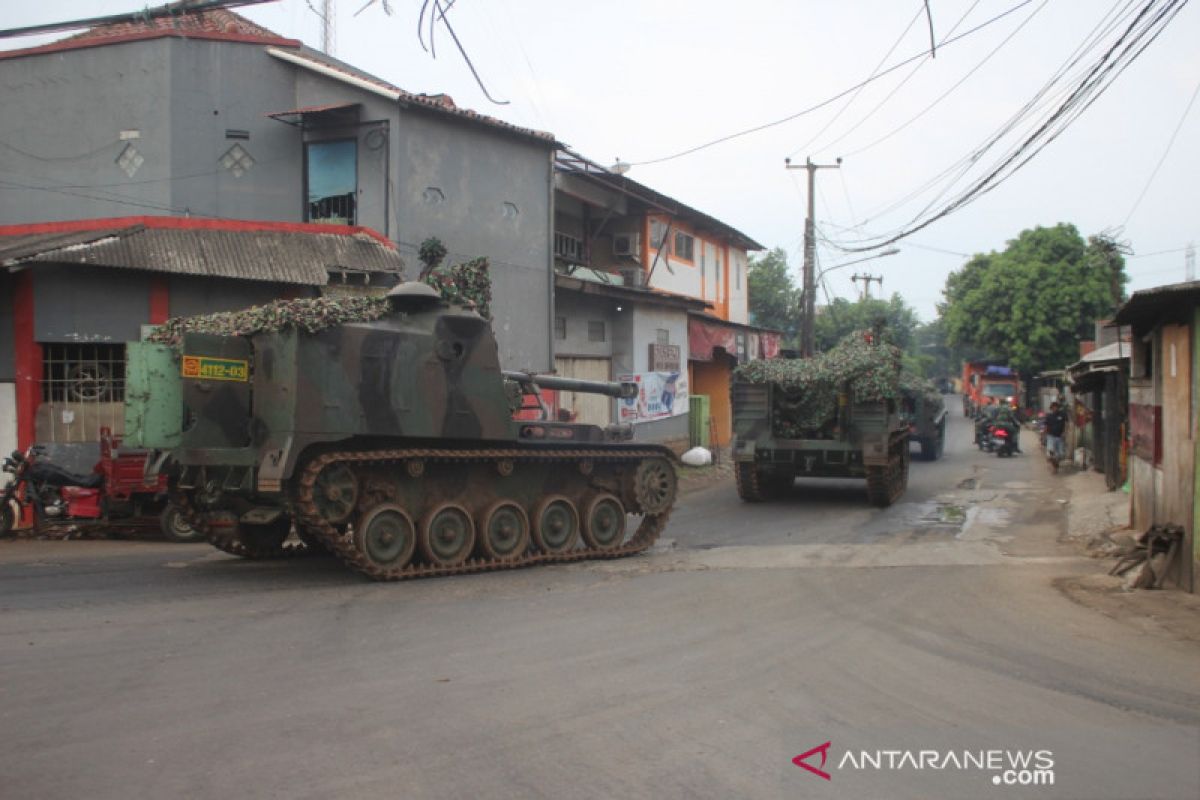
734 332 903 438
899 373 943 407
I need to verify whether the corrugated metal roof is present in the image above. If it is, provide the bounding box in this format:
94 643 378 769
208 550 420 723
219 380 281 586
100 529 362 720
1112 279 1200 329
0 219 404 286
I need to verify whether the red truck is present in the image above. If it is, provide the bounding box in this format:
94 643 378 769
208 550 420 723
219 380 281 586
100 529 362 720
962 361 1022 417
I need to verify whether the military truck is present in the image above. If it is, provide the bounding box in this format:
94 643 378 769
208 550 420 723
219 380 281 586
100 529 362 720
900 377 947 461
731 335 910 507
124 283 678 581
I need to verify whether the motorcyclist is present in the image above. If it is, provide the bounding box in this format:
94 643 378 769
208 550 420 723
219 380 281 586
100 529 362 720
974 398 998 447
1043 400 1068 469
994 397 1022 453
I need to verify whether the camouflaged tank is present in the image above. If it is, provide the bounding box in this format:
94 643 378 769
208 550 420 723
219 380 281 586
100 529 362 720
124 283 678 581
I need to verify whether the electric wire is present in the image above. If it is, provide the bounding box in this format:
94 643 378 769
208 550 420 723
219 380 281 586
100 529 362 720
841 0 1047 159
830 0 1189 253
627 0 1037 167
854 0 1140 225
785 2 926 159
804 0 983 158
1121 71 1200 226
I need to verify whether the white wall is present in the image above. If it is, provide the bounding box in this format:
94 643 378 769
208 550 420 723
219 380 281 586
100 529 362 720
727 249 749 324
0 384 14 487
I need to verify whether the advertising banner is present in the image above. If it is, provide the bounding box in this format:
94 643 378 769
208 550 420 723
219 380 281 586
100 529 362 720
617 371 688 423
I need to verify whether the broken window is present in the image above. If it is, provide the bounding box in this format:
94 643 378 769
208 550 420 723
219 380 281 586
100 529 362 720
306 139 357 225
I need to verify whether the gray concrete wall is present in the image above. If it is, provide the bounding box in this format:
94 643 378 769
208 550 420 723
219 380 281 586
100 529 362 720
33 265 148 343
168 275 303 318
0 38 554 370
392 109 553 371
0 40 174 222
553 291 614 359
168 40 301 221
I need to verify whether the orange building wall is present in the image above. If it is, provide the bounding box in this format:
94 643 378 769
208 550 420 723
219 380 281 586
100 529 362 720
691 354 735 446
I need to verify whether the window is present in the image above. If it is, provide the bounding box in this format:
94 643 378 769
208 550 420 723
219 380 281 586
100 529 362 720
306 139 357 224
656 328 670 345
673 231 695 261
555 316 566 340
650 219 668 249
40 343 127 443
588 320 607 342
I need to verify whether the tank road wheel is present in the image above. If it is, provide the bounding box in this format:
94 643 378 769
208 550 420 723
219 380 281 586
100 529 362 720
478 501 530 562
238 516 292 558
532 496 580 554
313 463 359 525
355 504 417 570
632 457 677 515
582 494 627 551
420 503 476 567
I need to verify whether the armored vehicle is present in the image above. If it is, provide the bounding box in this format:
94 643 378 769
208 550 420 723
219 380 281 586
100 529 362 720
731 336 909 507
124 283 678 581
900 378 947 461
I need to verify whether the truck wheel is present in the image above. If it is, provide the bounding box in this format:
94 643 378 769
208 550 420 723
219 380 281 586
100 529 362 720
160 504 204 544
735 463 764 502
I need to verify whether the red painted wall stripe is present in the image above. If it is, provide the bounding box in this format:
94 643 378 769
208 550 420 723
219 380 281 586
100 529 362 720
149 275 170 324
12 271 41 450
0 216 397 249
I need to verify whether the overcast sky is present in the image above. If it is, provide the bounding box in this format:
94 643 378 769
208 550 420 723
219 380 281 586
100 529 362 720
6 0 1198 321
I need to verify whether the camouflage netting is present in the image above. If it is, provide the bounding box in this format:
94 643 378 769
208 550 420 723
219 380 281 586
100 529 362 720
900 373 943 409
734 331 903 438
148 246 493 346
423 256 492 321
147 296 392 347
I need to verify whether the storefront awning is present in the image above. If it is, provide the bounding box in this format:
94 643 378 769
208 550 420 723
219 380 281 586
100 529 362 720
688 314 781 362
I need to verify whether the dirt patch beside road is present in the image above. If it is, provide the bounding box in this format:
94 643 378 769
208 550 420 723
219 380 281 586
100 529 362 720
1056 574 1200 643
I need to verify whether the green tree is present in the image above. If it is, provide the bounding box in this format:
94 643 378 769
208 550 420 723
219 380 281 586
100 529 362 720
940 223 1127 375
747 247 800 343
814 292 920 354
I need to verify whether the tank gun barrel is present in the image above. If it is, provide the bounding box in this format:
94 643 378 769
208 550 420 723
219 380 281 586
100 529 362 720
503 370 638 399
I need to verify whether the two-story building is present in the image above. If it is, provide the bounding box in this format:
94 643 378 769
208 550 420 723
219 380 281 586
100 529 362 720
552 150 777 450
0 5 562 463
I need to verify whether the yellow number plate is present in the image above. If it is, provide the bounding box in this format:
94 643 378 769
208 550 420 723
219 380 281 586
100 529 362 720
181 355 249 382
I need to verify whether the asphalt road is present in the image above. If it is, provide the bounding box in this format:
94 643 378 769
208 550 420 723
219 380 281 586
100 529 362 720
2 409 1198 799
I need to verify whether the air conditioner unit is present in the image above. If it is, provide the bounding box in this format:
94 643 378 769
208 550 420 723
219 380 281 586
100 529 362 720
620 268 646 288
612 233 640 257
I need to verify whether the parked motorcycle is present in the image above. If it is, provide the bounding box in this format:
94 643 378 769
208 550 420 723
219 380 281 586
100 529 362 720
0 431 200 542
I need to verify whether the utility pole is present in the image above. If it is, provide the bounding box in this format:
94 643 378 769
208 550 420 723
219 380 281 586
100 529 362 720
785 156 840 357
851 272 883 300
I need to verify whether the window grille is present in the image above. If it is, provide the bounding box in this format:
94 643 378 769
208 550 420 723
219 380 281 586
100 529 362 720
588 321 607 343
39 343 126 442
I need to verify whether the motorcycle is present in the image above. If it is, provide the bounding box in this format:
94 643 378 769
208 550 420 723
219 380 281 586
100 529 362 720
0 430 200 542
991 420 1019 457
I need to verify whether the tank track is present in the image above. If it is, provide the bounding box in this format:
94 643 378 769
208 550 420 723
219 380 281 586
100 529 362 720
292 446 673 581
866 435 909 507
172 491 311 560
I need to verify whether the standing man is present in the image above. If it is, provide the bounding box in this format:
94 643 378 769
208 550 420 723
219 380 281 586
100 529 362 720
1043 401 1068 472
